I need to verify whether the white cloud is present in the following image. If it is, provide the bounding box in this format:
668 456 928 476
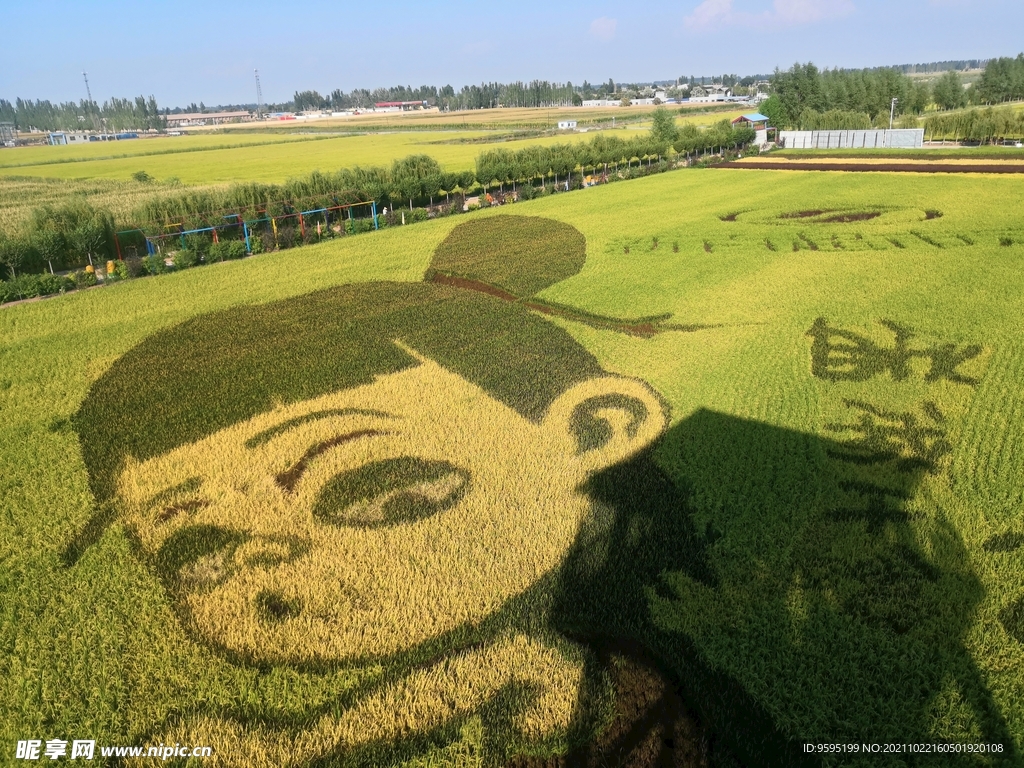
684 0 853 29
589 17 618 41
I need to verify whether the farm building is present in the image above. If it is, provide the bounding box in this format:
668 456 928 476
165 111 253 127
374 101 429 111
689 85 732 103
48 132 90 145
557 120 578 129
731 113 770 128
732 112 771 144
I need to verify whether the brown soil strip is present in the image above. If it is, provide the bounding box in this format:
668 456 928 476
719 161 1024 174
779 210 827 219
822 211 881 223
426 272 520 302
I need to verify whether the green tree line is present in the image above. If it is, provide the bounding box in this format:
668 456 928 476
477 113 754 187
923 106 1024 143
765 63 930 128
973 54 1024 104
294 81 583 112
761 56 1024 129
0 96 166 133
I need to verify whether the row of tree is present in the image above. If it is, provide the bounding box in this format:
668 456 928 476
0 96 166 133
292 81 585 112
766 63 930 128
141 116 754 224
0 199 113 279
763 56 1024 129
893 60 987 74
0 118 759 276
9 56 1018 128
300 56 1021 120
923 106 1024 143
475 119 754 189
792 109 873 131
973 54 1024 104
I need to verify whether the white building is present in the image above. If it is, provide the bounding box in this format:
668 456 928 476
557 120 578 129
165 111 253 128
48 132 90 145
688 84 733 103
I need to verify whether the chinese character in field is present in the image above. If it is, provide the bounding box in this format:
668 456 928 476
70 740 95 760
43 740 67 760
807 317 982 385
807 317 917 381
826 399 951 474
830 479 912 533
16 740 41 760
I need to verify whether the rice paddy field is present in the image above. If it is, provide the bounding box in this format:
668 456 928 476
0 125 647 234
0 176 179 233
0 127 650 185
201 103 743 132
2 167 1024 767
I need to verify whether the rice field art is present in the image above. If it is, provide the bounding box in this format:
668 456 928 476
68 218 685 766
5 165 1024 768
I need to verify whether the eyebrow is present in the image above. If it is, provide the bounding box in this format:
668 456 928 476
244 408 393 449
140 476 212 524
275 430 388 492
145 476 203 510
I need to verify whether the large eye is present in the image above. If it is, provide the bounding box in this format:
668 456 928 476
155 524 247 593
312 457 469 528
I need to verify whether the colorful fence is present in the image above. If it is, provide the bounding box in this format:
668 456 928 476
114 200 378 259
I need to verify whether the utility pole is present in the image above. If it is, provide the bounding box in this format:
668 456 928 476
889 97 898 130
254 69 264 119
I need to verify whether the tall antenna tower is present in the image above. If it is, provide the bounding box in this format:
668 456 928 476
82 71 101 132
254 69 263 119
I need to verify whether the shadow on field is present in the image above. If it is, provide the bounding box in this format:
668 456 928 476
530 408 1017 768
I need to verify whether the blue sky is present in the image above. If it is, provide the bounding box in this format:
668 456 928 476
3 0 1021 107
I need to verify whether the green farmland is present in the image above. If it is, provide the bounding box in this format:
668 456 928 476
2 168 1023 766
0 127 647 184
